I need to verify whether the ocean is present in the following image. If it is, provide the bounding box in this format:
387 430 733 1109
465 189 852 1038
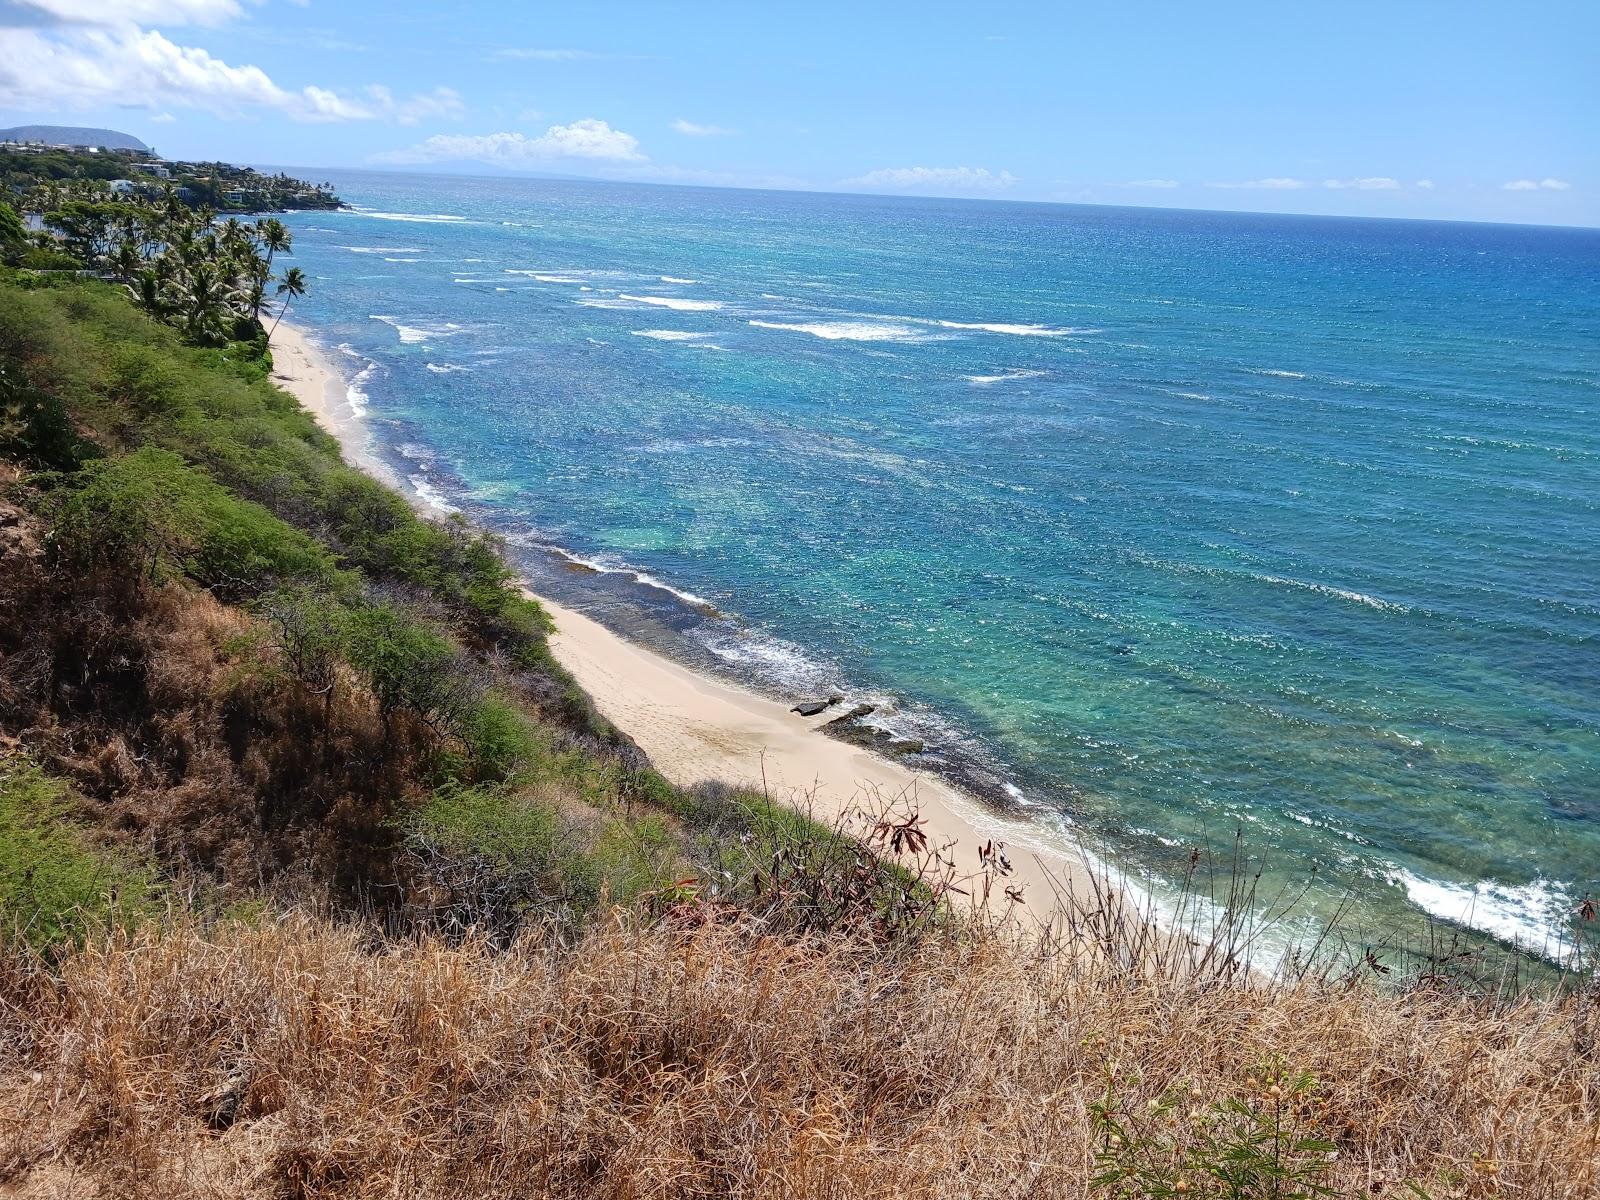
277 169 1600 961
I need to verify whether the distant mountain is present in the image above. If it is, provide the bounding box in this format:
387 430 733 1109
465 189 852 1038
0 126 150 152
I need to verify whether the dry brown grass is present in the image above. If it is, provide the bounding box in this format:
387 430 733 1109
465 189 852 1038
1 913 1595 1199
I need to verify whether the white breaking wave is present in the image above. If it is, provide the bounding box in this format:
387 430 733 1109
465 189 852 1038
334 344 376 418
938 320 1100 337
408 476 460 515
382 257 421 263
618 293 724 311
748 319 929 342
343 245 423 254
631 330 712 341
371 314 468 345
424 362 470 374
659 275 699 284
690 625 842 695
1254 573 1409 613
965 369 1046 385
1255 368 1307 379
355 210 470 224
538 544 720 612
504 270 585 282
1392 870 1577 960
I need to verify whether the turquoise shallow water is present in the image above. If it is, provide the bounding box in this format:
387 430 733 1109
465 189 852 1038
281 171 1600 959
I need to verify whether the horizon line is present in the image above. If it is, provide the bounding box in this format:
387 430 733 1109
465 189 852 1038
244 160 1600 233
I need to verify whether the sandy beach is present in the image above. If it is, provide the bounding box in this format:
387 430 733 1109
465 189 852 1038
270 322 1096 922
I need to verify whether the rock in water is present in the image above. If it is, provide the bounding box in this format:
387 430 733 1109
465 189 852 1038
820 703 876 729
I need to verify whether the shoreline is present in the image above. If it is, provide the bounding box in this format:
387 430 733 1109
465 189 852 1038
269 321 1106 925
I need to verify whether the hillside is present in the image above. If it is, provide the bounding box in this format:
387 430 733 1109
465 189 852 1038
0 125 150 152
0 272 1595 1196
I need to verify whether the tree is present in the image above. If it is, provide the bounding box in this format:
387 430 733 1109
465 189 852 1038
268 266 307 338
43 199 133 267
177 262 233 347
256 217 290 271
0 201 25 266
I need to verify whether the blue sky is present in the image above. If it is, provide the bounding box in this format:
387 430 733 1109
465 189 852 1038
1 0 1595 225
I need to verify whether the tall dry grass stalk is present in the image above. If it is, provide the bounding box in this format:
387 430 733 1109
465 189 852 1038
1 912 1595 1198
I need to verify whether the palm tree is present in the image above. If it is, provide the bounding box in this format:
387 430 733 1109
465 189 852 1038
127 269 170 319
178 262 233 346
256 217 291 272
268 266 307 339
112 236 142 284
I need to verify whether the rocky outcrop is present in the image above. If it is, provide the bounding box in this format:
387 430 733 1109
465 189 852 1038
790 694 845 717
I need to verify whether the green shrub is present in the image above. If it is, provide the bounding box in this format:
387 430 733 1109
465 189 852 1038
107 340 192 419
344 601 465 728
0 756 152 950
54 446 336 594
454 692 545 782
407 784 602 934
1087 1059 1393 1199
0 358 90 468
591 813 679 906
258 583 353 696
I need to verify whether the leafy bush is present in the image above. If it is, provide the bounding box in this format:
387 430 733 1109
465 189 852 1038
343 601 467 729
0 358 90 468
452 691 546 782
0 756 151 950
53 446 335 595
405 784 603 936
1088 1060 1407 1199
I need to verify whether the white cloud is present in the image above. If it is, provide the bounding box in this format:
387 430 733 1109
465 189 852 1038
492 47 602 61
845 166 1018 194
607 163 810 190
672 118 734 137
1323 176 1402 190
4 0 242 26
1503 178 1570 191
365 84 465 126
1415 179 1435 189
376 120 645 167
1207 177 1307 190
1123 178 1179 189
0 1 463 124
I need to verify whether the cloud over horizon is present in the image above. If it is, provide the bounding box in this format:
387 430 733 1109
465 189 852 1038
376 120 646 167
1503 178 1571 191
1323 177 1402 190
844 166 1018 194
1207 177 1308 190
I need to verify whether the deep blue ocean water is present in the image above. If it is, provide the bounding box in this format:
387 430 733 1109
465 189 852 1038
279 170 1600 959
